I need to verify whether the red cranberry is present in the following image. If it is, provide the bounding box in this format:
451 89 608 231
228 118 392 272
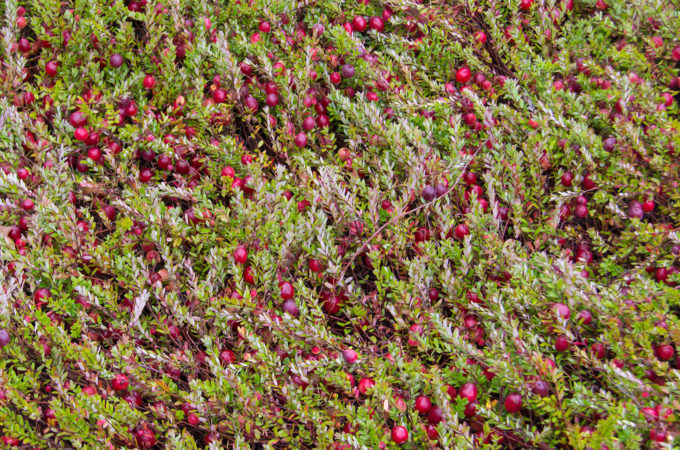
391 426 408 444
414 395 432 414
111 373 129 391
504 393 522 413
458 383 478 403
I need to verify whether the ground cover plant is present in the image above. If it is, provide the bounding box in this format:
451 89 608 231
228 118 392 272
0 0 679 447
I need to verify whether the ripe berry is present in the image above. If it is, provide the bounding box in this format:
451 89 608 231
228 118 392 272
142 75 156 89
650 426 668 442
20 199 34 211
135 424 157 449
233 246 248 264
352 16 367 32
655 344 674 361
308 258 322 272
427 406 443 425
279 281 295 299
302 116 316 131
187 412 199 426
112 373 129 391
265 93 279 107
458 383 478 403
519 0 534 10
456 67 471 84
555 335 570 352
504 393 522 413
454 224 470 239
414 395 432 414
74 127 89 141
577 310 592 325
281 299 299 316
220 349 236 365
342 349 358 363
561 171 573 187
357 377 375 395
368 17 385 32
391 426 408 444
294 132 307 148
531 380 550 397
212 88 227 103
591 343 606 359
139 168 153 182
552 302 571 320
45 61 58 77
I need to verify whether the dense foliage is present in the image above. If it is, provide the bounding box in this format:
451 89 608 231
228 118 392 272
1 0 679 447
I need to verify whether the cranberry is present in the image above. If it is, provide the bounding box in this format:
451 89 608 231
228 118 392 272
555 335 570 352
458 383 478 403
220 349 236 365
279 281 295 299
281 299 298 316
45 61 58 77
294 132 307 148
111 373 129 391
414 395 432 414
143 75 156 89
233 246 248 264
504 393 522 413
0 330 10 347
454 224 470 239
421 185 436 202
351 16 367 32
655 344 674 361
456 67 471 83
342 349 358 363
357 377 375 395
427 406 444 425
368 17 385 31
212 88 227 103
391 426 408 444
577 310 592 325
531 380 550 397
109 53 124 68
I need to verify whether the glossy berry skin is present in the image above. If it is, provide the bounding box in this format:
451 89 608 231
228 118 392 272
555 335 570 352
342 349 358 363
456 67 471 83
308 259 322 272
294 132 307 148
454 224 470 239
504 393 522 413
142 75 156 89
458 383 478 403
135 424 157 449
233 246 248 264
655 344 674 361
357 377 375 395
279 281 295 300
352 16 367 32
391 425 408 444
112 373 129 391
414 395 432 414
45 61 58 77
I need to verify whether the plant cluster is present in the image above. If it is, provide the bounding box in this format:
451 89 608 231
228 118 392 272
0 0 679 448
